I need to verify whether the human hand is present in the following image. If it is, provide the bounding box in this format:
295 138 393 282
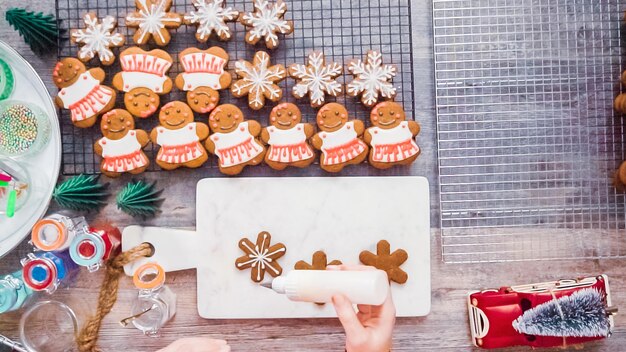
328 264 396 352
157 337 230 352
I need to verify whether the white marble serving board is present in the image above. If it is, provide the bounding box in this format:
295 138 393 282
123 177 430 319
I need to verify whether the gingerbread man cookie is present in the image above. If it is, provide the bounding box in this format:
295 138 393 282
126 0 182 46
184 0 239 42
359 240 408 284
53 58 116 128
261 103 315 170
175 47 231 113
239 0 293 49
289 51 342 108
150 101 210 170
310 103 368 173
94 109 150 178
364 102 420 169
205 104 266 175
113 47 174 118
70 13 124 66
231 51 286 110
347 51 397 107
235 231 286 283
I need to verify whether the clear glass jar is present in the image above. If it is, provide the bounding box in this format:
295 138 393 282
31 214 88 252
128 263 177 337
0 269 33 314
21 251 78 294
0 100 51 158
19 300 79 352
69 224 121 272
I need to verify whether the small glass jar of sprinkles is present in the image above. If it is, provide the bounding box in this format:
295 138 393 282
0 100 50 157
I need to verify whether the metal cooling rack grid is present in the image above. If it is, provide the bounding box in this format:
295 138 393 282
433 0 626 263
55 0 415 176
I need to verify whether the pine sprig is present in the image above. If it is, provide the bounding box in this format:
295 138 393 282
512 288 611 337
5 8 60 55
116 180 163 217
52 174 109 211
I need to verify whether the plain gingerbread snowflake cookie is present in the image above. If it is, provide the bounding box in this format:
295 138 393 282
346 50 397 108
239 0 293 49
289 51 342 108
70 13 124 66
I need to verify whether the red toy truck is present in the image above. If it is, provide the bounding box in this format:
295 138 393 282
467 275 613 349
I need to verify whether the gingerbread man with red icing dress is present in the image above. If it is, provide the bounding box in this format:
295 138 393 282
205 104 266 176
53 58 116 128
364 102 420 169
94 109 150 178
112 47 174 118
150 101 210 170
311 103 368 173
261 103 315 170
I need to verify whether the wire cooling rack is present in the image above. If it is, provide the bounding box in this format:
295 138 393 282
55 0 415 176
434 0 626 263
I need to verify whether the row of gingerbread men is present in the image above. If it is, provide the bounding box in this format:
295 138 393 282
95 101 420 177
54 46 397 128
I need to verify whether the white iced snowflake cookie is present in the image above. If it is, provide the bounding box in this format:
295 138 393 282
126 0 182 46
346 50 397 108
70 13 124 66
235 231 286 283
289 51 342 108
184 0 239 42
231 51 286 110
239 0 294 49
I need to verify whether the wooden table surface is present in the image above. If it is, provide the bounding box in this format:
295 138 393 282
1 1 625 351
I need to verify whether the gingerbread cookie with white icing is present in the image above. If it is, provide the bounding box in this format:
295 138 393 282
53 58 116 128
261 103 315 170
126 0 182 46
205 104 266 175
151 101 210 170
174 47 231 114
184 0 239 42
235 231 286 283
113 47 174 118
346 50 397 108
231 51 286 110
94 109 150 178
364 102 420 169
239 0 293 49
70 13 124 66
310 103 368 173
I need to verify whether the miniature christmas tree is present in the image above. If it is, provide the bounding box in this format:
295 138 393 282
5 8 60 55
116 180 163 217
512 288 611 337
52 174 109 211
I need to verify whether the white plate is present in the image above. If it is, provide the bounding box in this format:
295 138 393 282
0 40 61 257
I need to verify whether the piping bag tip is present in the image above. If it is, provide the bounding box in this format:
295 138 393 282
259 281 273 289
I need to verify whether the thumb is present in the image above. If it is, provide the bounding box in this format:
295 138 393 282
332 294 365 340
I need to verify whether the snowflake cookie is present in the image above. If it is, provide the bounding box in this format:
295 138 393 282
288 51 342 108
235 231 286 283
231 51 286 110
70 13 124 66
359 240 408 284
126 0 182 46
184 0 239 42
239 0 294 49
346 50 397 108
